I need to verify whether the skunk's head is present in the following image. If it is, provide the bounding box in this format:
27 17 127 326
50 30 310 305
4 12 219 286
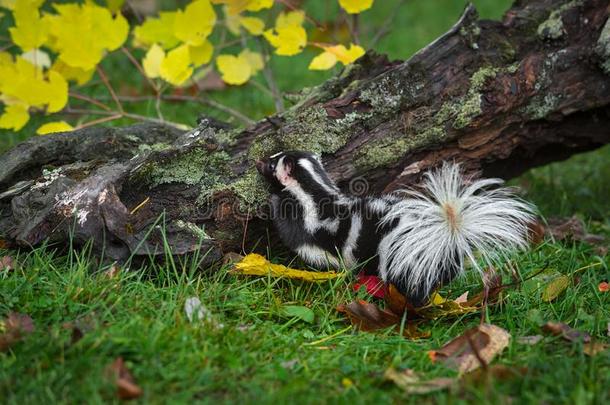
256 151 337 194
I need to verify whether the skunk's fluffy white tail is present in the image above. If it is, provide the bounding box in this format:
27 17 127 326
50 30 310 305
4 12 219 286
378 162 535 300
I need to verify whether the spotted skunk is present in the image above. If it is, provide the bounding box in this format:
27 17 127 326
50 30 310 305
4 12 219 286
255 151 535 305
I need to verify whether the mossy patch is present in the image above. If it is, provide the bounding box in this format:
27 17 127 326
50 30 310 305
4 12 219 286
524 93 561 120
595 17 610 74
354 65 514 170
537 0 582 40
146 148 231 189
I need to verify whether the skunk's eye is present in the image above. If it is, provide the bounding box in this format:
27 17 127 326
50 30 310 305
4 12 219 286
269 161 276 171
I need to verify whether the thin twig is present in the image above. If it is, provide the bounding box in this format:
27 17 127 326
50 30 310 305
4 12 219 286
96 66 124 113
258 38 285 113
277 0 325 29
75 114 123 130
370 0 408 48
351 14 361 45
121 47 160 93
69 92 112 111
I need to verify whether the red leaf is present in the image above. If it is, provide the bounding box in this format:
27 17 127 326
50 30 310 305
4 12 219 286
598 281 609 293
352 272 385 298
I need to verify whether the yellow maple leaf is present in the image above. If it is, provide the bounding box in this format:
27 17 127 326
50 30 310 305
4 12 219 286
51 60 95 85
159 44 193 86
309 51 337 70
0 57 68 114
0 103 29 131
264 10 307 56
309 43 364 70
189 40 213 67
8 0 49 51
212 0 272 15
232 253 341 282
46 3 128 70
239 16 265 35
174 0 216 46
36 120 73 135
240 48 264 73
133 12 181 50
338 0 374 14
142 44 165 79
245 0 272 12
216 53 251 85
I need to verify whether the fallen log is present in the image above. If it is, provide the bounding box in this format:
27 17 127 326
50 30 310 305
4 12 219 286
1 0 609 265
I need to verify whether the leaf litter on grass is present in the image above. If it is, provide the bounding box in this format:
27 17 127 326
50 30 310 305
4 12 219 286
0 312 35 351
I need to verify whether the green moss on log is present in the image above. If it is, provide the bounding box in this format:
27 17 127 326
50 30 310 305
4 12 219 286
537 0 582 40
596 17 610 74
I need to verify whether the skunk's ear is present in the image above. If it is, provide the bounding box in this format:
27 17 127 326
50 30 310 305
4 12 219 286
283 155 296 175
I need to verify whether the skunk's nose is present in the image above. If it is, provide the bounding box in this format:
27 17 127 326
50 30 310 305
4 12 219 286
255 159 267 174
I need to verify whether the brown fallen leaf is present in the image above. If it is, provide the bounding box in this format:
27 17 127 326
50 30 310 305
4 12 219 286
0 255 15 272
542 321 591 343
462 364 528 386
546 216 606 247
336 300 429 339
583 342 608 356
107 357 143 400
429 324 511 374
454 291 469 304
384 367 456 394
598 281 609 293
0 312 35 351
516 335 543 345
542 275 570 302
222 252 245 266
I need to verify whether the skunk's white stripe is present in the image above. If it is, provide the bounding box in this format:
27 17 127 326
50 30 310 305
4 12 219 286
296 244 340 268
379 162 535 294
342 212 362 267
269 152 283 159
284 182 339 234
298 158 340 195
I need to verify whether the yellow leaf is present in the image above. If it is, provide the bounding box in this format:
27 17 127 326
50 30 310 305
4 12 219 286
189 40 213 67
232 253 341 282
542 275 570 302
44 70 69 113
0 0 16 9
8 0 49 51
51 60 95 85
309 51 337 70
0 57 68 113
223 6 241 35
245 0 273 12
133 12 181 50
264 25 307 56
264 10 307 56
338 0 374 14
142 44 165 79
276 10 305 28
325 43 365 64
0 103 29 131
239 48 264 73
159 44 193 86
174 0 216 46
47 3 128 70
21 48 51 69
239 16 265 35
36 121 73 135
216 53 251 85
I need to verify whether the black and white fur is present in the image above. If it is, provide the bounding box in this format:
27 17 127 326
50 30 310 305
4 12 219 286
256 151 535 305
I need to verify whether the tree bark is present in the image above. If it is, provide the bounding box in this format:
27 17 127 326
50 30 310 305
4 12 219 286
1 0 609 265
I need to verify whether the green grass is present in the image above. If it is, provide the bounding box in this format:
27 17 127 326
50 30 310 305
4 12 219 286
2 0 610 403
